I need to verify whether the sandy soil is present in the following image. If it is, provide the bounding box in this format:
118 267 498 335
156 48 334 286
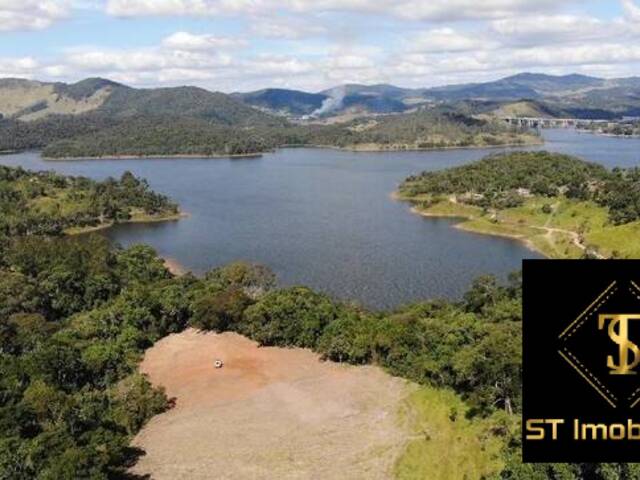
162 257 189 276
130 329 412 480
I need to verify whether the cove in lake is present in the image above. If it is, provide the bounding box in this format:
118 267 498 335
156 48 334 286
2 129 639 309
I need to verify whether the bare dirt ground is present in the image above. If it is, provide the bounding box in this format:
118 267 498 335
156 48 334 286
162 257 188 276
130 329 412 480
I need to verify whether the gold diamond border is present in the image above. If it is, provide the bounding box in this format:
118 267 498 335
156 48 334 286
557 281 618 407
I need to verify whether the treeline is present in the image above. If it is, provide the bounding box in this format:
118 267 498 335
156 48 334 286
0 165 178 238
0 109 535 158
330 111 534 149
0 114 121 152
0 231 521 477
42 117 277 158
2 235 636 479
579 121 640 137
1 237 184 478
2 167 632 478
400 151 640 225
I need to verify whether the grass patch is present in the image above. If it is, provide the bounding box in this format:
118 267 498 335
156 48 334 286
407 196 624 259
395 387 504 480
416 200 483 218
586 221 640 258
459 217 539 239
64 211 183 235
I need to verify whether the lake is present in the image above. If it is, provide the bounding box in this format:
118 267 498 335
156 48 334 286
2 129 639 309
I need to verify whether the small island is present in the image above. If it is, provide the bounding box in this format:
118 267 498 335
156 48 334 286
0 165 181 237
398 151 640 259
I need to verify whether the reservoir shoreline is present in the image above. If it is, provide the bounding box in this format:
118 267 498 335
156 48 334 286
2 129 633 308
42 137 543 161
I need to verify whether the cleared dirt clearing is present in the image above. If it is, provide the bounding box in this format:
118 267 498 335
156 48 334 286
130 329 412 480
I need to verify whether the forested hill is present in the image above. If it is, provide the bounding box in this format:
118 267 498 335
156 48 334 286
0 164 522 478
1 160 636 478
0 165 179 238
235 73 640 119
232 88 328 116
0 77 537 158
398 152 640 259
3 110 537 159
0 77 286 157
399 151 640 225
0 77 279 125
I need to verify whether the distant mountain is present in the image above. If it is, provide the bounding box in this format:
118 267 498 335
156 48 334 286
3 72 640 129
232 88 328 116
0 77 287 158
322 83 418 99
475 100 564 119
0 78 120 121
500 73 603 94
236 83 425 118
0 77 278 126
425 73 604 101
233 73 640 120
423 73 640 118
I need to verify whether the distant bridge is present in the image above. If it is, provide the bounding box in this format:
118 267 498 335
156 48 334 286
501 117 611 128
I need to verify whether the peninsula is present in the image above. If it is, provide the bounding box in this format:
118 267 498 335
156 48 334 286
398 151 640 259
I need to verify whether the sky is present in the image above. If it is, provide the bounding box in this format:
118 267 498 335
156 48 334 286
0 0 639 92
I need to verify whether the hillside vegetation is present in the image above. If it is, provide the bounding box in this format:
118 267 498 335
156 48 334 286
0 78 278 126
0 165 179 237
399 151 640 258
1 167 638 478
0 77 537 158
1 110 536 159
232 88 328 116
236 73 640 120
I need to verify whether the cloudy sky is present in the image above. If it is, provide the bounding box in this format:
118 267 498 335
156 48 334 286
1 0 639 92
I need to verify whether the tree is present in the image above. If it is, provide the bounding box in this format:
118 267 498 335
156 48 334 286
317 312 378 364
454 322 522 414
115 245 171 285
110 374 168 435
204 261 276 299
191 288 252 331
241 287 342 347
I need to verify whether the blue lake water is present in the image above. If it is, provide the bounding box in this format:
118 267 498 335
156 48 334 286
2 129 639 309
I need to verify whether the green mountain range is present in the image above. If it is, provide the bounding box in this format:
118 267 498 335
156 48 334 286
234 73 640 119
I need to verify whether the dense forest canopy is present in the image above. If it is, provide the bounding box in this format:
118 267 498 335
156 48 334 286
0 165 637 478
401 151 640 225
0 108 535 158
0 165 178 238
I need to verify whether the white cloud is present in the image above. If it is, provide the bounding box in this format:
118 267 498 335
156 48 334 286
491 15 615 46
407 28 494 53
105 0 255 17
241 54 315 77
504 43 640 69
384 0 562 21
328 54 374 70
105 0 569 21
250 16 327 39
623 0 640 22
0 0 69 31
6 1 640 92
66 47 233 73
0 56 39 77
389 42 640 83
162 31 246 50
